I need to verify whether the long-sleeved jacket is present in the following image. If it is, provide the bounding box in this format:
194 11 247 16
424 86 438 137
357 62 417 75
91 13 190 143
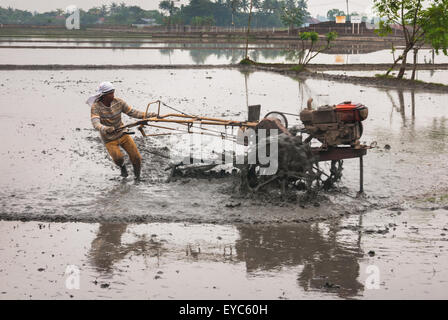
91 97 146 143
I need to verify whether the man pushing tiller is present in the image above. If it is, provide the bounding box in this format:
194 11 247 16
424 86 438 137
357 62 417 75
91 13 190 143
86 82 157 180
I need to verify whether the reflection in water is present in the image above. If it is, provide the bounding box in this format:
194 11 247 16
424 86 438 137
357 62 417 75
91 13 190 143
158 47 289 64
89 223 164 273
384 88 447 151
234 220 364 299
152 45 441 65
87 216 365 298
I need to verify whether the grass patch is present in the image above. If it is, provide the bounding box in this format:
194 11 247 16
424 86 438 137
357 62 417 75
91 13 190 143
420 194 448 203
290 64 305 72
239 58 255 65
375 73 396 79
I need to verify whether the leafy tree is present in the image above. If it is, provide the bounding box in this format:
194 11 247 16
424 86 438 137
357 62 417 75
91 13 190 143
100 5 108 16
110 2 118 15
326 8 345 21
280 0 310 30
159 0 180 26
261 0 280 14
191 15 215 26
252 0 263 11
240 0 250 12
290 31 337 67
374 0 448 79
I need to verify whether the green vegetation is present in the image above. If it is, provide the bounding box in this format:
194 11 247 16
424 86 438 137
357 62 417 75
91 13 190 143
419 193 448 203
0 4 163 26
375 73 396 79
286 31 337 70
280 0 309 30
374 73 448 88
290 64 304 72
159 0 311 28
326 8 345 21
0 0 311 28
190 16 216 27
239 57 255 64
374 0 448 79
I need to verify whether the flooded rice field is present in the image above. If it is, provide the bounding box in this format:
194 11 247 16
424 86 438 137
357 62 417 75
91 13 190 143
0 37 446 65
1 207 447 300
0 67 447 299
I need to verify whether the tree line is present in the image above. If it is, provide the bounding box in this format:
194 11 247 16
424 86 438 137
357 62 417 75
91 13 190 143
159 0 310 28
0 4 163 26
0 0 312 28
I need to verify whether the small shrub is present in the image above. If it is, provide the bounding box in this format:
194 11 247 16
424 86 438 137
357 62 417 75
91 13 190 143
239 58 254 65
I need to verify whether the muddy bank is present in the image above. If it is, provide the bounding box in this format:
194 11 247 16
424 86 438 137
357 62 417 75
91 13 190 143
2 63 448 92
245 64 448 93
0 26 404 42
0 64 235 70
2 63 448 71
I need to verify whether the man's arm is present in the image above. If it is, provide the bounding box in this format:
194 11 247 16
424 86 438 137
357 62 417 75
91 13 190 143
120 99 157 119
91 104 113 134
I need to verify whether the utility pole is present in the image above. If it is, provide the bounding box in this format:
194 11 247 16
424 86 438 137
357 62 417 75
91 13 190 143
346 0 350 20
244 0 253 59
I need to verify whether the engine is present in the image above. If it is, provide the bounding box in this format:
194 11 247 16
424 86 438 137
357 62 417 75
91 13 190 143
299 101 368 148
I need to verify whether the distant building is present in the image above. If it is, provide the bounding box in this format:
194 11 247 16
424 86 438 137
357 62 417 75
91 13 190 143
316 15 328 22
301 20 384 36
132 18 160 28
303 17 321 27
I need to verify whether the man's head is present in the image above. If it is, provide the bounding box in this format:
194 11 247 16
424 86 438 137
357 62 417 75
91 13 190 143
97 81 115 105
86 81 116 107
100 89 115 105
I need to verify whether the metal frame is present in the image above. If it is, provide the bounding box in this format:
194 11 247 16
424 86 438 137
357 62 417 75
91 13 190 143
313 146 367 193
118 101 369 193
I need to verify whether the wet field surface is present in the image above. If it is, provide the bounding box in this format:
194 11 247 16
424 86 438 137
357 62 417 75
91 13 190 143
1 208 447 299
0 67 447 299
0 38 446 65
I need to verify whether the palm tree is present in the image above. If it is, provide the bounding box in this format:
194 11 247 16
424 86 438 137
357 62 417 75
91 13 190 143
100 5 108 16
240 0 250 12
159 0 177 27
110 2 118 15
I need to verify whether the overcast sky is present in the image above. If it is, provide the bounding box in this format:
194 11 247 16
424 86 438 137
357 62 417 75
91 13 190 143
0 0 374 16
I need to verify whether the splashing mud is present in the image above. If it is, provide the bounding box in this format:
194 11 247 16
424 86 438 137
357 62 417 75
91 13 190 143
0 68 447 225
1 67 448 300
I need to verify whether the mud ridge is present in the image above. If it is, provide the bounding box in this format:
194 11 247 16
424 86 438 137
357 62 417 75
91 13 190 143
0 64 236 70
1 63 448 72
246 64 448 92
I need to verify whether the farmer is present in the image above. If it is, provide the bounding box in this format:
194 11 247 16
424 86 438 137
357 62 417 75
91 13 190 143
86 82 156 180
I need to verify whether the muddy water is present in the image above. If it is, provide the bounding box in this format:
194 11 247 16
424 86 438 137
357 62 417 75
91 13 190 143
0 46 446 65
0 68 447 223
0 68 447 299
1 207 447 299
0 41 286 49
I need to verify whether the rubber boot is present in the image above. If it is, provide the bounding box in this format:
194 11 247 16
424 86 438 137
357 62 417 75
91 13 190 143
120 165 129 178
133 162 141 181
